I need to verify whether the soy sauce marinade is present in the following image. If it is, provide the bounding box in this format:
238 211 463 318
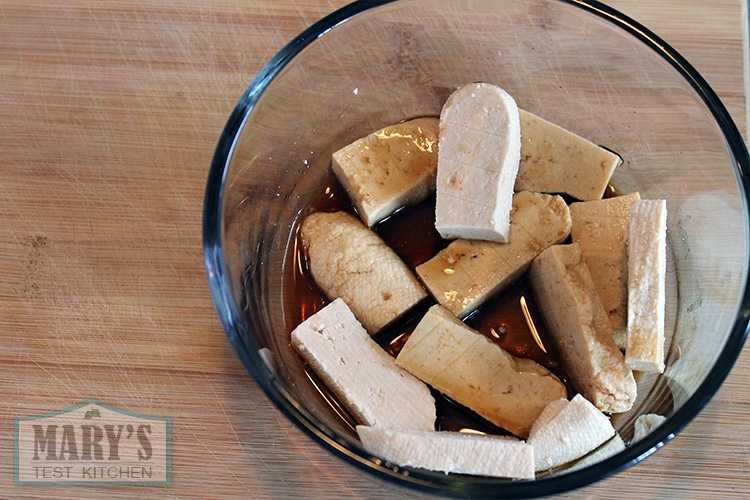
284 168 603 434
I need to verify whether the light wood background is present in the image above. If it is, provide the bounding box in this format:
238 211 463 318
0 0 747 498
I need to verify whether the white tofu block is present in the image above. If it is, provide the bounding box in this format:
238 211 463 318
532 399 626 473
515 109 621 201
565 434 625 472
626 199 667 373
357 426 535 479
301 211 428 334
396 305 566 438
529 244 637 413
435 83 521 242
528 398 569 441
291 299 436 431
632 413 667 443
570 192 641 347
332 117 439 227
417 191 571 318
528 394 616 471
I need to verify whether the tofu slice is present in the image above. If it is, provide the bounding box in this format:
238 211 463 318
632 413 667 443
291 299 436 431
396 305 566 438
626 199 667 373
301 211 428 334
515 109 621 201
570 192 641 349
417 191 571 319
529 244 637 413
529 399 626 473
357 426 535 479
332 117 439 227
528 394 616 471
435 83 521 242
528 398 569 441
565 434 625 472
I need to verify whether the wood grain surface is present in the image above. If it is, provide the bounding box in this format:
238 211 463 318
1 0 748 498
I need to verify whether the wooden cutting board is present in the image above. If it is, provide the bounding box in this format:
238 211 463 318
0 0 747 498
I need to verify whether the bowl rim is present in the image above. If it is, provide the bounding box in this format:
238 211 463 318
203 0 750 497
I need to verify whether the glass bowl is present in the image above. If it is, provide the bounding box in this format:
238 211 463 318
203 0 750 497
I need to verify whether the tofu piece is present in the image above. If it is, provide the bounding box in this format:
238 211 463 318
417 191 571 319
626 199 667 373
357 426 535 479
529 398 626 473
565 434 625 472
632 413 667 443
301 211 428 334
528 394 616 471
332 117 439 227
435 83 521 242
528 398 569 440
515 109 621 201
529 244 637 413
291 299 436 431
570 192 641 348
396 305 566 438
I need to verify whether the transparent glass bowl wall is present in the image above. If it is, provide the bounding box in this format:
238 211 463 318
204 0 750 497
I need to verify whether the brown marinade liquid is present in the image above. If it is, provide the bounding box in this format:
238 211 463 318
284 168 619 433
